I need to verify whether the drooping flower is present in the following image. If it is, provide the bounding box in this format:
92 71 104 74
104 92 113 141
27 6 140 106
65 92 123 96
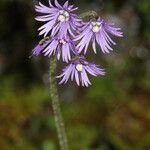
57 57 105 87
35 0 80 37
32 37 50 56
43 34 77 62
75 17 123 54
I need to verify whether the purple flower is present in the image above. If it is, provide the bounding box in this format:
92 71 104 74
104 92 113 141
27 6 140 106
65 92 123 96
43 35 76 62
32 37 50 56
57 57 105 87
75 17 123 54
35 0 80 37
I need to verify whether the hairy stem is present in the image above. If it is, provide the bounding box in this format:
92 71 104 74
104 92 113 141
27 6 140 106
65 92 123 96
48 10 99 150
50 57 69 150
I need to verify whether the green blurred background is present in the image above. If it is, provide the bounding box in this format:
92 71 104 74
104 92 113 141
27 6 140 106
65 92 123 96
0 0 150 150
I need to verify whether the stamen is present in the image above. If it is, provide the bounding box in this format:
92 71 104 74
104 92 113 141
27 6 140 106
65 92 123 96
58 10 69 22
91 22 101 33
76 64 83 72
59 39 66 45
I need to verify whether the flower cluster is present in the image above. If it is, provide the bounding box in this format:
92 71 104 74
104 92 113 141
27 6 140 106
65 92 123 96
32 0 123 87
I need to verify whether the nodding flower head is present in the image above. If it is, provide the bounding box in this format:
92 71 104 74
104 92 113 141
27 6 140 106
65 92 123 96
35 0 80 37
75 17 123 54
41 35 76 63
57 57 105 87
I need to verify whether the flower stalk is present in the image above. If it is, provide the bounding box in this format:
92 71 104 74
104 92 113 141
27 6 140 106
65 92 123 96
49 11 100 150
49 56 69 150
49 11 99 150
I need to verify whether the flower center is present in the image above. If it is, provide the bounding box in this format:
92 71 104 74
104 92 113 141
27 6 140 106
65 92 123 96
59 39 66 45
91 22 101 33
58 10 69 22
76 64 83 72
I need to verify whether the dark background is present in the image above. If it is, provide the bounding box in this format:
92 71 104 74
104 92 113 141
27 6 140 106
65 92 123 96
0 0 150 150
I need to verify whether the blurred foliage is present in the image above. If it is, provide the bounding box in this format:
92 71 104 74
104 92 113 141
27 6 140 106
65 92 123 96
0 0 150 150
